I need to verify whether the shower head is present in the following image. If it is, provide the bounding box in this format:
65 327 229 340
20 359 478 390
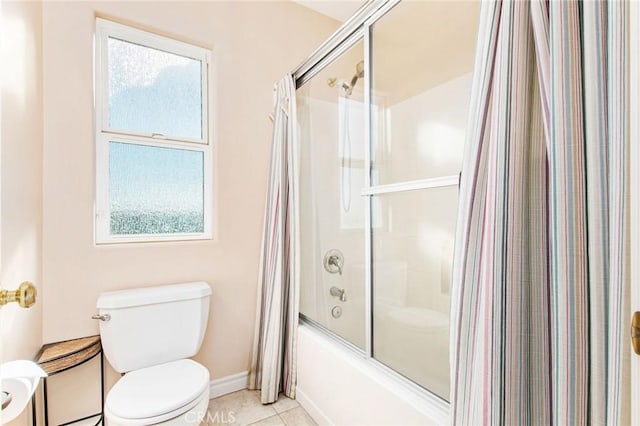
349 75 359 91
327 59 365 97
356 60 364 78
342 61 364 96
346 60 365 95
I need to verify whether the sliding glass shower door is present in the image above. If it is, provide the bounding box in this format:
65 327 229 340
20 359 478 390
297 0 479 401
368 1 477 400
298 39 367 350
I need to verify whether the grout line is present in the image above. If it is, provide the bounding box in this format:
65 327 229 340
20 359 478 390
277 412 287 426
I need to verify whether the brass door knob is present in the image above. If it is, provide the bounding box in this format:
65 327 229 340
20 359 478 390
632 311 640 355
0 281 37 308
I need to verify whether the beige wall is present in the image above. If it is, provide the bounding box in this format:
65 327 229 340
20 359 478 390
1 1 44 424
38 0 337 422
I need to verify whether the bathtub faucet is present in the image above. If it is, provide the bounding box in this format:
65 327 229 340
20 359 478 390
323 249 344 276
330 286 347 302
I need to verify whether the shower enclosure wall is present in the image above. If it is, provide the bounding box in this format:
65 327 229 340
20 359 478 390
296 0 479 408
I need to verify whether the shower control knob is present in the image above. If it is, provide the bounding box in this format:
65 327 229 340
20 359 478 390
323 249 344 275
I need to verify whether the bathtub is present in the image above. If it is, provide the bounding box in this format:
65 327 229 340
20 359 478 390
296 323 450 425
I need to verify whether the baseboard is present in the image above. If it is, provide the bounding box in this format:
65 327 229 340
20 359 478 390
209 371 249 399
296 387 333 426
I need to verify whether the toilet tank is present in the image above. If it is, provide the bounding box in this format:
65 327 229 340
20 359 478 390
96 282 211 373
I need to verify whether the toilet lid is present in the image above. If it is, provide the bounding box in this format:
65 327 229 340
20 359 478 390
106 359 209 419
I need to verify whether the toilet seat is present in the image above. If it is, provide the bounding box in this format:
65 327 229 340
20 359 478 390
105 388 208 425
106 359 209 424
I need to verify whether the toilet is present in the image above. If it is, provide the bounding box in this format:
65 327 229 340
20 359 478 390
95 282 212 425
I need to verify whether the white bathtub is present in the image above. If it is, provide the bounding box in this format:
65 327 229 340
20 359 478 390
296 323 450 426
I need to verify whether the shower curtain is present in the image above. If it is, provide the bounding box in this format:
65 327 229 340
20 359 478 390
451 1 629 424
248 74 300 404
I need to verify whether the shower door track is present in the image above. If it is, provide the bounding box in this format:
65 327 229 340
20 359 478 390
292 0 400 88
299 315 450 412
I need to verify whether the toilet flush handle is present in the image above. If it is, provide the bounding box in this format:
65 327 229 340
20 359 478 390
91 313 111 322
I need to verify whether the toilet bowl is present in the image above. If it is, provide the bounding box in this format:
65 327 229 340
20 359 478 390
104 359 210 425
96 282 212 426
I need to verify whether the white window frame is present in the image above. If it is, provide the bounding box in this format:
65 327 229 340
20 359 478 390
94 18 213 244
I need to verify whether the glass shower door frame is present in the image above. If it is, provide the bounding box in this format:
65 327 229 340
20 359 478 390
295 0 456 409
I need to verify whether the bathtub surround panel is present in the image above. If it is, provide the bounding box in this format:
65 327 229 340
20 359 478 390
372 73 472 185
41 1 339 422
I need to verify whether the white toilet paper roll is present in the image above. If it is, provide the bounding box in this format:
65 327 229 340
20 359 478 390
1 360 47 381
0 360 47 423
1 377 33 423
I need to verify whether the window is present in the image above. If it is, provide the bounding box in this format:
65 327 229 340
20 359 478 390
95 19 212 243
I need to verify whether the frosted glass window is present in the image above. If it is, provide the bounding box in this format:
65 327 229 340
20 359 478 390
108 37 203 140
109 142 204 235
96 19 211 243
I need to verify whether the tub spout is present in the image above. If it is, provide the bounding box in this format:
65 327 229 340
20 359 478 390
330 286 346 302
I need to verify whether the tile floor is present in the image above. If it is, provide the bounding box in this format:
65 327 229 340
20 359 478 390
205 390 317 426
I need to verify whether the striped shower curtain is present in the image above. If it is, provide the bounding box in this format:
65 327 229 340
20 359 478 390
451 1 630 424
248 74 300 404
